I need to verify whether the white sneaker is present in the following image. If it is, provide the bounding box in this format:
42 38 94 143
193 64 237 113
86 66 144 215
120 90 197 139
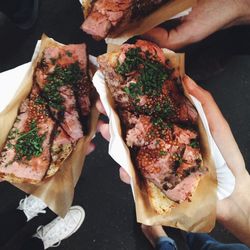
17 195 47 221
33 206 85 249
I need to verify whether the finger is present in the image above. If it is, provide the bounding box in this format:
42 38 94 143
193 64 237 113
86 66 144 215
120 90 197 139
86 142 95 155
183 76 225 127
143 0 240 50
97 120 110 141
119 167 131 184
183 76 246 176
96 99 106 115
143 17 206 50
143 27 173 48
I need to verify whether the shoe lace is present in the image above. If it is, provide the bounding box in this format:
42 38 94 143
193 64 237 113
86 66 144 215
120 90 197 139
35 225 62 248
18 196 46 218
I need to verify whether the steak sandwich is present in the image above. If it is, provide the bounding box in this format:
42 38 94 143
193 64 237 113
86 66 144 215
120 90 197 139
98 40 208 213
0 36 94 184
81 0 170 40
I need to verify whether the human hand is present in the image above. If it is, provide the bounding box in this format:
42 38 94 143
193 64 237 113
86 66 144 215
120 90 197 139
97 80 250 246
143 0 250 50
96 100 131 184
183 76 250 246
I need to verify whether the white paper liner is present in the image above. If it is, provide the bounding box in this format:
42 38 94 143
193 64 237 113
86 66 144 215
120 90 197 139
168 7 192 19
93 69 235 201
190 97 235 200
0 40 41 113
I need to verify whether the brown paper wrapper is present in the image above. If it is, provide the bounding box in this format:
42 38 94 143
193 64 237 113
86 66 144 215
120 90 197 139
0 35 99 217
97 48 217 232
105 0 197 46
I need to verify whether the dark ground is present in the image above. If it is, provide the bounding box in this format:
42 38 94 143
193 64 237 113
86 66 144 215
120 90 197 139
0 1 249 250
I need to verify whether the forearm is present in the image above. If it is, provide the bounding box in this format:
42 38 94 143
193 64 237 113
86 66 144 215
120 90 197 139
218 215 250 246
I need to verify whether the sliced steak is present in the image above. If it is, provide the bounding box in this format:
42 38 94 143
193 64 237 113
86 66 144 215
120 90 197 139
136 139 183 187
82 0 133 39
178 99 198 124
98 40 207 204
173 125 197 145
0 41 93 183
164 172 203 203
0 86 55 183
34 43 92 141
123 112 173 147
82 0 170 39
58 85 83 141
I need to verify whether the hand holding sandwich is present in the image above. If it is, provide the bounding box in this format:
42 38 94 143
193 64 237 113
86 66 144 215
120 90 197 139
96 76 250 246
143 0 250 50
184 76 250 246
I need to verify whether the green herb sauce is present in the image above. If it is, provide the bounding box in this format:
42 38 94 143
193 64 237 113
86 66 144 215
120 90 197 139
43 62 83 112
152 117 172 130
189 139 199 148
14 120 46 161
116 48 170 97
159 150 167 156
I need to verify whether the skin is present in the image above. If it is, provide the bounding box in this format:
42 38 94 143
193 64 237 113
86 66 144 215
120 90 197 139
143 0 250 50
96 76 250 246
141 224 168 248
184 76 250 247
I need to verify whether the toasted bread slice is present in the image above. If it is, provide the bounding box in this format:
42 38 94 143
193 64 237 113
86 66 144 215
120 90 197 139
146 180 175 214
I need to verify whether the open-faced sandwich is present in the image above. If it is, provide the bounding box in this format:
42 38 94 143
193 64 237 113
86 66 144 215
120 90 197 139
98 40 208 214
0 36 94 184
81 0 170 40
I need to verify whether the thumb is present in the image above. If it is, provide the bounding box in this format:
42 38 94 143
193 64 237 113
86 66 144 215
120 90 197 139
143 17 204 50
183 76 246 177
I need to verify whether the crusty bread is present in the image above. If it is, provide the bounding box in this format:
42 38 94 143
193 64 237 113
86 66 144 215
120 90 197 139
0 172 40 185
45 143 73 178
146 180 175 214
82 0 93 18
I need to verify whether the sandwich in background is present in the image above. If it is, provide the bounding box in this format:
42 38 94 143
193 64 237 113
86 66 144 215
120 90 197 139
81 0 196 44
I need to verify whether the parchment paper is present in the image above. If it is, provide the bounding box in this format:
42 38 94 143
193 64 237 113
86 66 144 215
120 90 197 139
93 47 235 232
0 35 99 217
